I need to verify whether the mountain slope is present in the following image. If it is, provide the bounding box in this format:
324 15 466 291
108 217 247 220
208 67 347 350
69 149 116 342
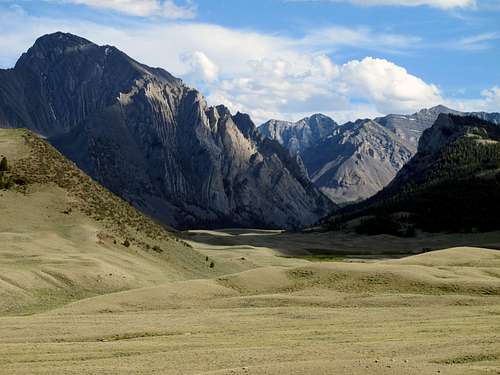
258 109 448 204
302 119 414 203
375 105 500 146
0 128 216 315
259 114 338 155
374 105 460 147
327 114 500 233
300 106 454 203
0 32 334 229
263 106 500 204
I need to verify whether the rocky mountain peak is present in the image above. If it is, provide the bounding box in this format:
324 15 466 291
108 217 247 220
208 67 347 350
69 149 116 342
416 104 452 115
32 32 93 51
266 106 500 206
306 113 336 126
429 104 452 112
214 104 230 115
16 32 180 88
0 33 335 229
259 113 338 155
16 32 95 70
233 112 258 138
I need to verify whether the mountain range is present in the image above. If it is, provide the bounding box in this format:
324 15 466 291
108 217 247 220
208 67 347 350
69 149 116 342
326 113 500 234
259 106 500 204
1 32 499 232
0 32 334 229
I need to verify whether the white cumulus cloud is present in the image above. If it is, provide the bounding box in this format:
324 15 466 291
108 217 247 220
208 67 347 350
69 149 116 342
181 51 219 82
206 55 444 123
338 57 442 114
56 0 196 19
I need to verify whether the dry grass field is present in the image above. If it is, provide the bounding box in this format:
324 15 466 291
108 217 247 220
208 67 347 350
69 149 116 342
1 129 499 374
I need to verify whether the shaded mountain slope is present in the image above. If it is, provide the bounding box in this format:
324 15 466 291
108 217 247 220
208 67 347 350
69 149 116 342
0 32 334 229
261 106 500 204
326 114 500 233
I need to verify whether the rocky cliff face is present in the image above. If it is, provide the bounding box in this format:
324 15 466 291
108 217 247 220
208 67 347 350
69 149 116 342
0 32 334 229
304 106 453 203
259 114 338 155
261 106 500 204
302 120 413 204
374 105 460 147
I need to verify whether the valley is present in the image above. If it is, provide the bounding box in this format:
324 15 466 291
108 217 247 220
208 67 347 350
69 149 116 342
0 28 499 375
1 128 498 373
1 226 500 374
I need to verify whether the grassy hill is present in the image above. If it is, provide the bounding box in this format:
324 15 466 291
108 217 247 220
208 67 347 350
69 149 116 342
0 129 216 315
1 236 499 374
1 128 500 374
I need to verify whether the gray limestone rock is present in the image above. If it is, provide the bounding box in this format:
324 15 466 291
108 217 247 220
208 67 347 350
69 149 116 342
0 32 335 229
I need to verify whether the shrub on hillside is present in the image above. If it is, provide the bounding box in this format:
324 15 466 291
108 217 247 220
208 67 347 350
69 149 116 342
0 157 8 172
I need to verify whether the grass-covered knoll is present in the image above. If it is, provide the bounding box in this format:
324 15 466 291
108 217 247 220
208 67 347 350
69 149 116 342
0 129 214 315
1 224 500 374
214 247 500 297
13 130 177 245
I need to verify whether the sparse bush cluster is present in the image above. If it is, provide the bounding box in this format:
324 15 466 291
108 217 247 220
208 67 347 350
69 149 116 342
0 156 29 190
204 256 215 269
0 156 8 172
152 245 163 253
0 156 14 189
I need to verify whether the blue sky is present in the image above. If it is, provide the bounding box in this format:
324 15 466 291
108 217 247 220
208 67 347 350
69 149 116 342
0 0 498 123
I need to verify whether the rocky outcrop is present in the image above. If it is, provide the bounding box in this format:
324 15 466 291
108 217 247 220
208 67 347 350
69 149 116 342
259 114 338 155
302 120 413 204
0 32 335 229
374 105 460 147
262 106 500 204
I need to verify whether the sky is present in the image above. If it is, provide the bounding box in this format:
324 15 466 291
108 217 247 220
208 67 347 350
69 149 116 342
0 0 499 124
